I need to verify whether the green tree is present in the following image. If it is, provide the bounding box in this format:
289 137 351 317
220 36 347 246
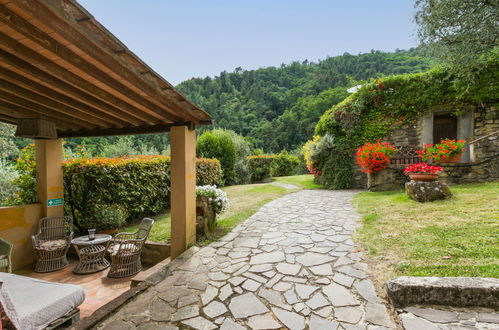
196 129 237 185
0 123 19 161
415 0 499 68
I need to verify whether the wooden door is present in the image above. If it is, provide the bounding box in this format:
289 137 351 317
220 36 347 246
433 114 457 144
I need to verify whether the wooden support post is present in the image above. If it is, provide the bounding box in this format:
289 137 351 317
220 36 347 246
35 139 64 217
170 126 196 259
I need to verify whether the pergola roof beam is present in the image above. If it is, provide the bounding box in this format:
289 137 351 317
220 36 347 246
0 67 130 127
0 49 156 126
0 101 75 130
0 80 110 127
58 122 192 139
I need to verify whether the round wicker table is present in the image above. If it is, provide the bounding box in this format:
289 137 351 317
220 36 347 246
71 234 111 274
73 245 109 274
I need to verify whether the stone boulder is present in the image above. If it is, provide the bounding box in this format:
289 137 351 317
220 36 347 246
196 196 217 239
405 181 452 202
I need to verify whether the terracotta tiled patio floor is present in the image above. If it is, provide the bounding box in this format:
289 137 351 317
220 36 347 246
16 257 137 318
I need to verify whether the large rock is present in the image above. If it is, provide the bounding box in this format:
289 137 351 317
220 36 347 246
405 180 452 202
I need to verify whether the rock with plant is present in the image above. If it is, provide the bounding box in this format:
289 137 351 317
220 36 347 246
196 185 229 217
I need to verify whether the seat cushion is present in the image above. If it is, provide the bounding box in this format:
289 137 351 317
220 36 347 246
107 243 139 256
37 239 67 251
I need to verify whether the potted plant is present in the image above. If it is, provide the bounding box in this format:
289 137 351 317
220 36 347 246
83 204 127 234
404 162 443 182
356 141 397 189
417 139 466 164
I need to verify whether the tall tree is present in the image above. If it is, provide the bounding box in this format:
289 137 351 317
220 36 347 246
415 0 499 67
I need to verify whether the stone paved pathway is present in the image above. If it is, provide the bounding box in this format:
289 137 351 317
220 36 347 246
96 190 397 330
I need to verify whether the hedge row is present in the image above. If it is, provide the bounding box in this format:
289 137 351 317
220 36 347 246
246 155 274 183
63 156 221 229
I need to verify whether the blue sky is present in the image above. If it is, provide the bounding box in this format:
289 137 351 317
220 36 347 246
79 0 419 85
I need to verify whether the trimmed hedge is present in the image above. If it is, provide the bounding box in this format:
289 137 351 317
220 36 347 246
247 155 274 183
271 150 300 177
196 158 223 186
63 156 222 230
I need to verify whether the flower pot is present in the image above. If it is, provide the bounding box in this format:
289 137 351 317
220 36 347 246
438 153 462 164
96 228 118 235
408 173 439 182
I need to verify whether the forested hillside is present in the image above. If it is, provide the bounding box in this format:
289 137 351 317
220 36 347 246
177 49 430 152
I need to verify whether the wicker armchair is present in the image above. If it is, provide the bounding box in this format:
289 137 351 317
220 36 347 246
32 216 74 273
0 237 13 273
107 218 154 278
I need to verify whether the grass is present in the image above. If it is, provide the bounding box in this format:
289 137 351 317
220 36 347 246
353 181 499 285
123 174 318 243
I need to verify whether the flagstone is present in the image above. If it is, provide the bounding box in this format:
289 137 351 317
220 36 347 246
249 251 285 264
247 314 282 329
203 301 228 318
295 252 335 266
181 316 216 330
322 283 360 306
272 307 305 330
228 293 269 319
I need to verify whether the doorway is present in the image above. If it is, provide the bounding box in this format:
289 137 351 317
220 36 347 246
433 113 457 144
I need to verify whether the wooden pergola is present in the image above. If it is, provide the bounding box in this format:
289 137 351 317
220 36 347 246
0 0 211 258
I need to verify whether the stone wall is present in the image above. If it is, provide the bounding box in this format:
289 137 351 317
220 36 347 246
350 104 499 190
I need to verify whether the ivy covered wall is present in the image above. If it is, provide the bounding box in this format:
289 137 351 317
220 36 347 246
311 52 499 189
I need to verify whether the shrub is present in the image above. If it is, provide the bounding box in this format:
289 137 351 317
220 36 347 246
228 131 252 184
271 150 300 177
196 158 223 186
196 185 229 216
11 144 36 205
81 204 127 230
0 160 18 206
247 155 274 183
303 134 334 178
197 129 237 185
317 146 353 189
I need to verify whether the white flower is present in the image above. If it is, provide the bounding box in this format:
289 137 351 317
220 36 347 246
196 185 229 216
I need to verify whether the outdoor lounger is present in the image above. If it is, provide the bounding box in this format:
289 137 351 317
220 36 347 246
0 272 85 329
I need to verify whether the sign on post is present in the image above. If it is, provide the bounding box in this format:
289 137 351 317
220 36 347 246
47 198 64 207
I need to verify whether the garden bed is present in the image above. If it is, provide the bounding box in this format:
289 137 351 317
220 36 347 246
353 181 499 293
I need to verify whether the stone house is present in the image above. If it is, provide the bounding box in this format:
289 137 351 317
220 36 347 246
352 104 499 190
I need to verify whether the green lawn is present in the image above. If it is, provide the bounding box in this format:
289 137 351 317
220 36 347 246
123 174 318 243
354 181 499 284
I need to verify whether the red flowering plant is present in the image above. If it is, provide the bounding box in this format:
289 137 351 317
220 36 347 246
404 162 443 175
356 141 397 174
416 139 466 162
